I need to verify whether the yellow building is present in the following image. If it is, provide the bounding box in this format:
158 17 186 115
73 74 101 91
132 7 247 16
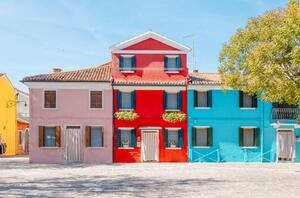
0 73 17 156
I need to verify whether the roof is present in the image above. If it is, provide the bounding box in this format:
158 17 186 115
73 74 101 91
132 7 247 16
22 62 112 82
15 88 29 96
0 73 5 77
17 117 29 124
110 31 191 52
189 72 221 85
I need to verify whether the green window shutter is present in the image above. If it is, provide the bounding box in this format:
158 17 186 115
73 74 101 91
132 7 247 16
130 129 136 147
178 129 184 148
254 128 260 147
117 91 122 109
239 128 244 147
163 91 167 110
119 56 124 71
194 90 198 108
131 91 136 109
207 127 213 146
176 56 181 70
164 129 169 147
177 91 182 110
164 56 168 71
207 90 213 108
252 95 258 108
239 91 244 108
132 56 136 71
192 128 197 146
116 129 121 147
272 103 279 108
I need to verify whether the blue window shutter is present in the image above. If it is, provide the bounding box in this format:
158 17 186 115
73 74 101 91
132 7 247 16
239 128 244 147
194 90 198 108
131 91 136 109
164 129 169 147
239 91 244 108
192 128 197 146
117 91 122 109
163 91 168 110
116 129 121 147
207 90 213 108
130 129 136 147
177 91 182 110
119 56 124 71
176 56 181 70
164 56 168 71
178 129 184 148
132 56 136 71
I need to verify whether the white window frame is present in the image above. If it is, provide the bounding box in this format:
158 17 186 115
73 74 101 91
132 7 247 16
165 55 180 73
165 128 182 150
89 90 104 110
240 126 258 148
118 127 135 149
192 126 211 148
119 91 134 111
194 91 211 109
120 55 135 73
42 90 58 110
165 91 180 112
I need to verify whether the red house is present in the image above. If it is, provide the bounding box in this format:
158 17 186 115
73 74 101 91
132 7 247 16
111 31 191 162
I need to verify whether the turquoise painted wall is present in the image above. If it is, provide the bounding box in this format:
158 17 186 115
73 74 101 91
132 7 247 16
188 89 299 163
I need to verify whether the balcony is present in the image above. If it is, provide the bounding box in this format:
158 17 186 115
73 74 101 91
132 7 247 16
272 108 299 120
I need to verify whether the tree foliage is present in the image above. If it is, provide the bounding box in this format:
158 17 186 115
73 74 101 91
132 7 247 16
219 0 300 105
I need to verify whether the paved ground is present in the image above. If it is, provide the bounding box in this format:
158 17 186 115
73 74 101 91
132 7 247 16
0 157 300 198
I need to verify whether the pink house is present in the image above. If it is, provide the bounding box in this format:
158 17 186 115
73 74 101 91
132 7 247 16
22 63 113 163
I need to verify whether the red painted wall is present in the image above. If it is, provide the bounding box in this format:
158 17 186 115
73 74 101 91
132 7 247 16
124 38 179 50
17 121 29 155
113 90 188 163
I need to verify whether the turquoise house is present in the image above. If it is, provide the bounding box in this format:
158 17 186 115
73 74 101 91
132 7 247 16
188 71 300 163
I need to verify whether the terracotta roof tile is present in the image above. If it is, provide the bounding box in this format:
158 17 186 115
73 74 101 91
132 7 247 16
22 62 112 82
189 72 221 85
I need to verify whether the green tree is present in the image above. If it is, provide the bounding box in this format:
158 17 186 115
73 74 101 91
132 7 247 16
219 0 300 105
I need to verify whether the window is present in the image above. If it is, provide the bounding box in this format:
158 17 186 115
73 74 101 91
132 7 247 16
164 92 182 110
118 91 136 110
194 91 212 108
239 91 257 108
18 131 22 145
44 91 56 108
164 129 183 148
86 126 104 147
119 56 136 72
90 91 102 109
117 129 136 148
164 56 181 72
192 127 213 147
239 127 260 147
44 127 56 147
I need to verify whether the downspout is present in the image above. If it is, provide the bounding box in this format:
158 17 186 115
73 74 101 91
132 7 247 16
260 100 265 162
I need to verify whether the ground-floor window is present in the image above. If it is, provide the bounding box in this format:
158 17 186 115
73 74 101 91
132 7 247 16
164 128 183 148
86 126 104 147
192 127 213 147
239 127 260 147
117 128 136 148
39 126 61 147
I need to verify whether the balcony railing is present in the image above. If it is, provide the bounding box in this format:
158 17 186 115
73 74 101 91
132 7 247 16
272 108 299 120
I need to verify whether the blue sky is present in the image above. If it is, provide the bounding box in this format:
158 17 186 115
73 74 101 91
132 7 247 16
0 0 287 91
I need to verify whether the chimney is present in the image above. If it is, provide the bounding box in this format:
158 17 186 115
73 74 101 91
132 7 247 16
193 69 198 73
53 68 62 73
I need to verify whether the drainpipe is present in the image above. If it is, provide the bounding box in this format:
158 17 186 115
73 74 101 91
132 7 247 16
260 100 265 162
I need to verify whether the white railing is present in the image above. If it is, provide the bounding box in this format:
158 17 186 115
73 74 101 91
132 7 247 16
272 108 299 120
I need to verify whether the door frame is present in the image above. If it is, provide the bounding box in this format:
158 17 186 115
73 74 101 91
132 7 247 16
64 125 83 163
276 128 296 162
141 129 159 162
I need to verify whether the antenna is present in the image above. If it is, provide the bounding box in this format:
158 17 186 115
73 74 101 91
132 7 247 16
183 34 196 70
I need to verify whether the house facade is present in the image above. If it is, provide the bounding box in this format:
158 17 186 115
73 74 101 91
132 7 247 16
22 63 113 163
111 32 191 162
188 71 300 162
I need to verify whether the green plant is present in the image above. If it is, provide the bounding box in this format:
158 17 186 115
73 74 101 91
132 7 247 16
162 112 186 123
122 140 129 146
114 111 139 121
170 140 177 146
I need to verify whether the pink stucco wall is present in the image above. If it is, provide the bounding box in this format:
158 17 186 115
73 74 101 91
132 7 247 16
29 87 113 164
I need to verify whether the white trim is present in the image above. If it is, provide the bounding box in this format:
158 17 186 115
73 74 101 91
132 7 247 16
165 148 182 150
139 126 162 130
165 55 179 58
188 85 224 90
271 123 300 128
192 146 211 148
113 50 187 54
165 127 181 130
42 90 58 110
165 109 180 112
118 147 134 150
141 129 160 162
121 54 135 57
241 146 258 149
89 90 104 110
192 126 210 129
114 86 185 92
240 108 257 110
118 127 135 130
165 71 180 74
194 107 211 110
120 71 135 73
24 82 111 90
240 126 257 129
110 31 191 52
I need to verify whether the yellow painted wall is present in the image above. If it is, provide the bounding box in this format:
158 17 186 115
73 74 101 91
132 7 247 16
0 75 17 156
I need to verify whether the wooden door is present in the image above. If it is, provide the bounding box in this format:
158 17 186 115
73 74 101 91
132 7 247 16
65 126 82 162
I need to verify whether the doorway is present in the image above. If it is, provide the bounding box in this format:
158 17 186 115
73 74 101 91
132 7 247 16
141 130 159 162
65 126 82 162
277 129 296 162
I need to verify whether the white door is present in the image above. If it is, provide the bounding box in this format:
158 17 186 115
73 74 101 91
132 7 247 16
277 130 296 162
65 126 82 162
141 130 159 162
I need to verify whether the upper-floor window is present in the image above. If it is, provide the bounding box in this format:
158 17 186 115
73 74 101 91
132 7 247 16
192 127 213 147
164 56 181 72
239 91 257 108
194 90 212 108
90 91 102 109
44 90 56 108
118 91 136 110
239 127 260 147
86 126 104 147
164 91 182 111
119 55 136 72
